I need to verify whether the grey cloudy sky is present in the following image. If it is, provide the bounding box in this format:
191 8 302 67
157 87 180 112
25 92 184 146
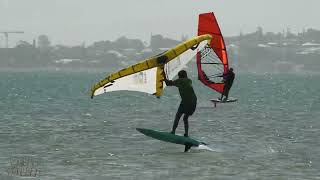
0 0 319 46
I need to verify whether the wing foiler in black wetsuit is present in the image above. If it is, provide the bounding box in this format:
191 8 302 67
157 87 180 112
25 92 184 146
164 70 197 152
166 78 197 116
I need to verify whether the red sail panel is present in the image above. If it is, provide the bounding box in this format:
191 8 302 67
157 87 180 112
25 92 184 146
198 12 229 71
197 52 225 93
197 12 229 94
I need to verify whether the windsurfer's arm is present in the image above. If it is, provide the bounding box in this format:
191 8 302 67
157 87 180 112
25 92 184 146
219 73 228 82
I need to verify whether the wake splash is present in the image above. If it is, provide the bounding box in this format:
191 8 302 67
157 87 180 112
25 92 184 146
196 145 215 151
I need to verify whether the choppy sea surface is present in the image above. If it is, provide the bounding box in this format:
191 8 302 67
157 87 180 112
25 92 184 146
0 70 319 180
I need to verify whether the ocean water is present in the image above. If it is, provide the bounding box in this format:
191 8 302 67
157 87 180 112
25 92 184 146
0 70 319 180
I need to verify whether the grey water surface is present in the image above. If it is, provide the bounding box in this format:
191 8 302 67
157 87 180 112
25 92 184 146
0 71 319 179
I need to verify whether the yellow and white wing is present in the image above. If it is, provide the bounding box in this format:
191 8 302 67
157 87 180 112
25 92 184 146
91 35 212 98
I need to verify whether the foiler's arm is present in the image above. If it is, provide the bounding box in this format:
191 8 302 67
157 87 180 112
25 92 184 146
163 71 174 86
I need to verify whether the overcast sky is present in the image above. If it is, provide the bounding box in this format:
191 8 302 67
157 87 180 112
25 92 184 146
0 0 319 46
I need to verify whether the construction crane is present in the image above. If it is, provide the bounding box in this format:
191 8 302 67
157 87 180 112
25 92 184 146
0 31 24 48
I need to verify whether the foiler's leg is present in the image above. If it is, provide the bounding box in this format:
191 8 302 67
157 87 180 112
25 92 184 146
171 111 182 134
183 114 189 137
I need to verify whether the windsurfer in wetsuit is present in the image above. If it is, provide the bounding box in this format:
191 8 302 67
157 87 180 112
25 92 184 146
220 67 235 101
163 70 197 138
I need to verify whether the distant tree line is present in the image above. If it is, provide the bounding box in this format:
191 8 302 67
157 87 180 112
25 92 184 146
224 27 320 73
0 27 319 72
0 33 181 69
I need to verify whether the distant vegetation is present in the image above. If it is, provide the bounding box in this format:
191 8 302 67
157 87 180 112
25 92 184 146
225 27 320 73
0 27 319 73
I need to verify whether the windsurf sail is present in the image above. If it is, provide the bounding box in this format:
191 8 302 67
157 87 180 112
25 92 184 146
197 12 229 94
90 35 211 98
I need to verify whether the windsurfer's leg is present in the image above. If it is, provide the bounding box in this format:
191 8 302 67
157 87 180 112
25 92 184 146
225 91 229 100
183 114 189 137
224 85 231 100
220 93 224 100
222 86 228 101
224 90 228 100
171 111 182 134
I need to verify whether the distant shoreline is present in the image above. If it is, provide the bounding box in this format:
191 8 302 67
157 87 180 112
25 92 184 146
0 67 318 76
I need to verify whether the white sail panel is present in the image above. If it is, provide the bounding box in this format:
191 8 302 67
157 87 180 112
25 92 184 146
93 67 157 96
166 41 207 79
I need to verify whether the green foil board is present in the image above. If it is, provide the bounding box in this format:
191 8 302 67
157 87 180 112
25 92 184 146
136 128 202 147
